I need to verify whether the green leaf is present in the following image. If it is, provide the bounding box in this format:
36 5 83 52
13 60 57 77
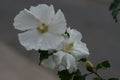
96 64 102 70
112 9 120 22
108 78 119 80
101 61 110 68
109 0 120 10
73 70 86 80
58 70 74 80
96 60 110 71
79 58 87 62
73 76 79 80
109 0 120 22
93 77 101 80
38 49 56 64
64 30 70 38
73 75 86 80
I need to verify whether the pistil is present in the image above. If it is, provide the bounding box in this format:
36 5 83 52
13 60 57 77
37 23 48 33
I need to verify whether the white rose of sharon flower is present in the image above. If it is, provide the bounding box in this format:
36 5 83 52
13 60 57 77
42 28 90 73
13 4 66 50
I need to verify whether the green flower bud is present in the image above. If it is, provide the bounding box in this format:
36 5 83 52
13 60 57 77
85 60 94 72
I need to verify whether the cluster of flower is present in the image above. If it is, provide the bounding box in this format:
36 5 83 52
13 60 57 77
13 4 90 73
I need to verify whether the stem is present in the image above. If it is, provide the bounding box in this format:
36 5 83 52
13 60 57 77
93 72 105 80
84 72 92 77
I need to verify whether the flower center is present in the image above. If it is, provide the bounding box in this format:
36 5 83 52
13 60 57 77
63 42 74 53
37 23 48 33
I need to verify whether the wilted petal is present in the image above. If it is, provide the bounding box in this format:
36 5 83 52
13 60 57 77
41 56 56 69
48 9 66 34
14 9 39 31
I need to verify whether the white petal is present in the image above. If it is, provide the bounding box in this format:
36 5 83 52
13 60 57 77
48 9 66 34
30 4 55 24
71 41 89 60
39 33 64 50
67 28 82 42
41 56 56 69
61 54 77 73
53 51 65 65
14 9 39 31
58 65 66 71
18 29 42 50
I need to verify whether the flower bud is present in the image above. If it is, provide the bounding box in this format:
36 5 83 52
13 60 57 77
85 60 94 72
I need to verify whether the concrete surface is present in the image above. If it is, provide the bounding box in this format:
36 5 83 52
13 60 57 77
0 0 120 80
0 41 58 80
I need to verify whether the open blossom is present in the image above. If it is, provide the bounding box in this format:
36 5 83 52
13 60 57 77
13 4 66 50
42 28 89 73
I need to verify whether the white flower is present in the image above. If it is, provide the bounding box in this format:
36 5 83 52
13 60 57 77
14 4 66 50
42 28 89 73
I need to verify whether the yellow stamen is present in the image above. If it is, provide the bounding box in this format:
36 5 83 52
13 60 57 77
63 42 74 53
37 23 48 33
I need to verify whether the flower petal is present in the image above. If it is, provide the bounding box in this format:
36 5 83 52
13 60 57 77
41 56 56 69
71 41 89 60
39 33 64 50
48 9 66 34
14 9 39 31
18 29 42 50
58 65 66 72
30 4 55 24
61 54 77 73
53 51 65 65
67 28 82 42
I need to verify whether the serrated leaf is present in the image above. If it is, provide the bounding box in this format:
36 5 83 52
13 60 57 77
58 70 76 80
95 60 110 71
108 78 119 80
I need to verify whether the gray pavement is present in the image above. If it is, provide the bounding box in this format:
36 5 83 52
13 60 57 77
0 0 120 80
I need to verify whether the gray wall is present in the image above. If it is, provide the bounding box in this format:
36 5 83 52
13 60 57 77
0 0 120 80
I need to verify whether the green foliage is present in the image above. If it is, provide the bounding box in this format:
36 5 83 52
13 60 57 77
79 58 87 62
58 70 78 80
96 64 102 71
38 49 56 64
108 78 119 80
73 75 86 80
96 60 110 71
93 77 101 80
73 70 91 80
109 0 120 22
101 61 110 68
64 30 70 38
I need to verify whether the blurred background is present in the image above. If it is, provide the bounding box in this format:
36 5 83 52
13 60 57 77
0 0 120 80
